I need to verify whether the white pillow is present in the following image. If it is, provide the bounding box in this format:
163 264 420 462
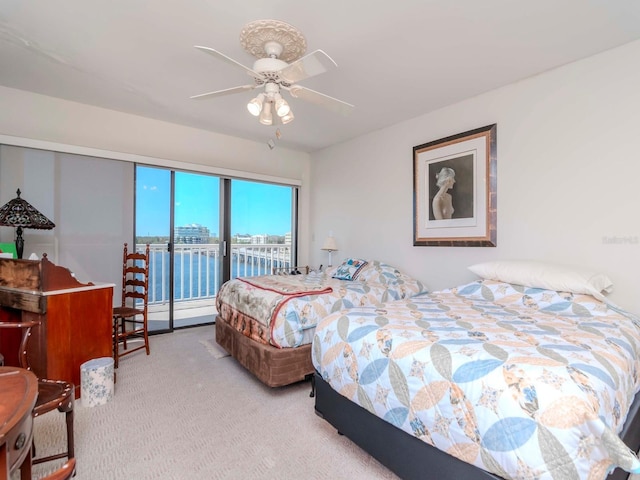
468 260 613 300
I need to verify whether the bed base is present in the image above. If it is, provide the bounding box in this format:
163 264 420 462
314 371 640 480
215 318 314 388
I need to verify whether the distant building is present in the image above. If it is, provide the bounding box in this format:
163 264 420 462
251 234 268 244
285 232 292 244
235 234 252 244
175 224 210 244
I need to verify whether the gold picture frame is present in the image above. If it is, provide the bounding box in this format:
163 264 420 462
413 124 497 247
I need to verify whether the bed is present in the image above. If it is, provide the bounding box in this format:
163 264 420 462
312 262 640 479
215 259 427 388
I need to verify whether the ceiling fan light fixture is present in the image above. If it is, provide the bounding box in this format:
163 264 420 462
259 101 273 125
247 93 264 116
192 20 354 132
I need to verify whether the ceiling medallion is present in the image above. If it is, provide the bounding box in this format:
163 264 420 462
239 19 307 62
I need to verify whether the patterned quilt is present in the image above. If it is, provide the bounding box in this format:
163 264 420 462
215 261 426 348
312 280 640 479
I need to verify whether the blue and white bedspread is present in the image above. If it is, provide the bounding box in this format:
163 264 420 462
312 280 640 479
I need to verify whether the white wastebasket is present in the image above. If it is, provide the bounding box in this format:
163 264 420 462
80 357 114 407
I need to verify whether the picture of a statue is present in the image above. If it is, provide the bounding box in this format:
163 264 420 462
431 167 455 220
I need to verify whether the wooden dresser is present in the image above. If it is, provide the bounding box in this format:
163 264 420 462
0 255 114 398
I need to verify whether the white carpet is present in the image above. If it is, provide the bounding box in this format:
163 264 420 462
28 326 399 480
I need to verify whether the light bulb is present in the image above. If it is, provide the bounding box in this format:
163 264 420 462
274 95 290 117
247 94 264 116
259 101 273 126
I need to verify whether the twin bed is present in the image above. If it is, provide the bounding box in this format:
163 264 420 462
215 259 426 387
217 258 640 478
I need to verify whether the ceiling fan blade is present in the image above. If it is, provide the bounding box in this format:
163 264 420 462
287 85 354 116
279 49 337 84
194 45 264 80
190 85 256 100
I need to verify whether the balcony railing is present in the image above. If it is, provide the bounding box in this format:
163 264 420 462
140 243 292 306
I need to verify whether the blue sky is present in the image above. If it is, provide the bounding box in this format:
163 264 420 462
136 167 292 237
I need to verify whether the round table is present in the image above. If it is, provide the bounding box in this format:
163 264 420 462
0 366 38 480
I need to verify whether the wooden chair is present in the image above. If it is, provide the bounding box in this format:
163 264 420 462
41 458 76 480
112 242 151 368
0 320 75 467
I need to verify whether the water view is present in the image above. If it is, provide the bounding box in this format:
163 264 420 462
145 244 292 306
135 166 295 330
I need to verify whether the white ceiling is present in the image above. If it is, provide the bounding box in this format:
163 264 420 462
1 1 640 153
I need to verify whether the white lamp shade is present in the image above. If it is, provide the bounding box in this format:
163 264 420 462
275 96 290 117
280 111 294 124
259 101 273 125
247 94 264 116
321 236 338 251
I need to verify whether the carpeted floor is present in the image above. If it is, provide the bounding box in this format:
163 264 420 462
198 337 230 359
29 326 399 479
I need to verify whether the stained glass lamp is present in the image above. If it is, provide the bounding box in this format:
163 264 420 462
0 189 55 259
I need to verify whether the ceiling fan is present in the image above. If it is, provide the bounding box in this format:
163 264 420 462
191 19 354 126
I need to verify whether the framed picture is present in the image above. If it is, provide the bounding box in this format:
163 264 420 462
413 124 497 247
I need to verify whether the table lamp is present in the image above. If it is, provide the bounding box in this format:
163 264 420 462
321 234 338 267
0 189 55 259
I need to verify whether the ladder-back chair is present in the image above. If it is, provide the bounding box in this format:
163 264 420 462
112 242 151 368
0 320 75 466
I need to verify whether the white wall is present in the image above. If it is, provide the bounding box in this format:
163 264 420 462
0 85 312 268
310 39 640 313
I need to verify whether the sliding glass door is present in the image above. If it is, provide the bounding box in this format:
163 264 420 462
136 166 296 333
229 179 295 279
136 167 172 333
173 172 220 328
136 167 220 332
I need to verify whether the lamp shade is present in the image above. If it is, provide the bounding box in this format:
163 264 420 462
274 94 290 117
247 93 264 116
321 236 338 252
259 101 273 126
0 189 55 230
280 111 294 124
0 189 55 259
